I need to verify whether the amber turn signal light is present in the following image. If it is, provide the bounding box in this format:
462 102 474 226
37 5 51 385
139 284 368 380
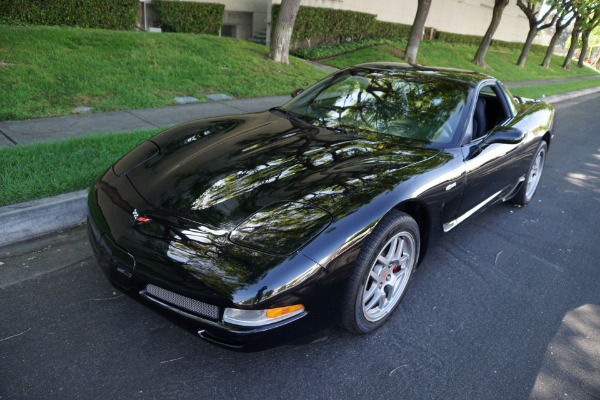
266 304 304 319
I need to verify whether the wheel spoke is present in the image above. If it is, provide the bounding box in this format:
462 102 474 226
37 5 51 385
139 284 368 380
384 277 397 294
377 255 389 267
385 238 398 261
364 282 377 303
379 290 387 306
398 254 409 267
369 270 380 281
394 238 405 261
393 270 406 289
365 289 383 311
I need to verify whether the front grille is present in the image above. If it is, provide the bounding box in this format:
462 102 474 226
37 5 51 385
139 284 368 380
145 284 220 320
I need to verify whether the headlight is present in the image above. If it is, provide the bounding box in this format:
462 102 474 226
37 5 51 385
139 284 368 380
229 201 331 255
223 304 304 327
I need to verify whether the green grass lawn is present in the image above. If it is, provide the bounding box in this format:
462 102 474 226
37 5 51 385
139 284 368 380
0 25 328 120
2 25 599 122
510 79 600 98
0 129 162 206
321 41 600 82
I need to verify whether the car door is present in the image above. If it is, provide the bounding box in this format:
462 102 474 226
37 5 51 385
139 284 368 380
454 82 532 224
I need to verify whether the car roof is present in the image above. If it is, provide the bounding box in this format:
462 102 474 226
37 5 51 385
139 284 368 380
347 62 493 87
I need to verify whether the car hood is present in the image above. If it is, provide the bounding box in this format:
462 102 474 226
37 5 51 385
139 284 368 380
125 111 439 229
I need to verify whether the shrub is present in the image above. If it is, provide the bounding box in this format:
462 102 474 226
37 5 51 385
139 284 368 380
0 0 138 30
292 38 398 60
435 30 546 55
153 1 224 35
273 5 543 57
272 5 415 48
370 21 413 40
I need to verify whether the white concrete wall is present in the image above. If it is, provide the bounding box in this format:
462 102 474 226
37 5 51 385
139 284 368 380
177 0 539 44
427 0 530 43
215 0 269 32
272 0 534 44
175 0 269 34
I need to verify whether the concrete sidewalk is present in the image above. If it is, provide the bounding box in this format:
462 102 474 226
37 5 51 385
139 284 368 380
0 95 290 148
2 79 600 247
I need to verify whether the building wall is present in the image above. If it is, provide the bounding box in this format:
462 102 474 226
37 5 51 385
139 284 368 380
190 0 269 34
271 0 535 44
222 10 253 40
167 0 541 45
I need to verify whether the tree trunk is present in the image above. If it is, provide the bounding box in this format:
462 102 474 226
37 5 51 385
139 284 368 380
405 0 432 64
541 31 561 68
542 4 575 69
542 14 574 69
515 0 558 68
269 0 302 64
473 0 509 68
517 27 538 67
562 24 580 70
577 10 600 68
578 32 590 68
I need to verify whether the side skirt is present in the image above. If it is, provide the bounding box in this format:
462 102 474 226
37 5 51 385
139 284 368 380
443 190 502 232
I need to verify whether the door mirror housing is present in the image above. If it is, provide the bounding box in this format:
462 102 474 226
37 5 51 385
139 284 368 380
466 127 525 161
485 126 525 145
291 88 304 98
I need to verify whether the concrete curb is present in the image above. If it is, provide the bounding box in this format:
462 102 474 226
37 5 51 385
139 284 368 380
1 87 599 248
0 190 88 248
543 85 600 104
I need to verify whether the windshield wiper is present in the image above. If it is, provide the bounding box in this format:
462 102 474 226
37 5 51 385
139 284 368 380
270 107 305 124
322 126 352 135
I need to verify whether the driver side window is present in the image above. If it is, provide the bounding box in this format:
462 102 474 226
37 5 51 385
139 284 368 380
471 85 511 141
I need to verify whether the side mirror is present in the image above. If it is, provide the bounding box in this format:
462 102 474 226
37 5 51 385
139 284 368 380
291 88 304 98
466 127 525 160
484 127 525 145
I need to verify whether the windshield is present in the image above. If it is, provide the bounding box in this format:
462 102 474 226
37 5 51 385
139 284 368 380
282 68 470 146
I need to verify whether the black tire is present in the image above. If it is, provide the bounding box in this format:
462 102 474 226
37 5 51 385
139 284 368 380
508 140 547 206
340 210 420 334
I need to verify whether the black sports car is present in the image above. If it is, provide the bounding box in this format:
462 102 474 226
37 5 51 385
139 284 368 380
88 63 554 350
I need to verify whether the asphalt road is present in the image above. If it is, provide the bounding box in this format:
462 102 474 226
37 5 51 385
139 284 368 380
1 93 599 400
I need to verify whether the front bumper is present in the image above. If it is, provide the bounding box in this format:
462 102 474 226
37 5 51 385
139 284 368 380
139 283 309 350
87 208 338 351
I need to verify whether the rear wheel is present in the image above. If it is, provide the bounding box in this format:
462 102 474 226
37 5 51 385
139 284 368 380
509 141 547 206
340 211 420 334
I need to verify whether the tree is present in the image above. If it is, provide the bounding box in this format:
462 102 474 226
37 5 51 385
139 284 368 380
405 0 432 64
516 0 559 68
472 0 510 67
269 0 302 64
578 3 600 67
541 1 575 68
562 9 583 69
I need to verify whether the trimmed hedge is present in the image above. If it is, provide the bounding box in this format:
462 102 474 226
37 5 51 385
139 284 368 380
435 30 547 55
272 5 415 48
153 1 224 35
292 38 398 60
274 5 545 57
371 21 413 40
0 0 138 30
